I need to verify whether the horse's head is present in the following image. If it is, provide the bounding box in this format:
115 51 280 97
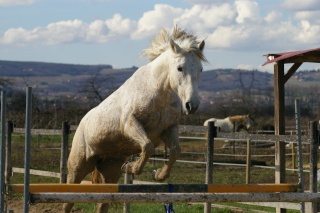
245 114 255 130
142 27 207 114
167 38 206 114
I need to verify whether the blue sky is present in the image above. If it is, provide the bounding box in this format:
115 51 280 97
1 0 320 72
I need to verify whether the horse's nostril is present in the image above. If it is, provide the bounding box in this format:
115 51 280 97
186 102 192 112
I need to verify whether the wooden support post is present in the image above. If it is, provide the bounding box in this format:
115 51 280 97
5 121 13 193
60 121 70 184
274 62 286 213
204 121 216 213
246 138 251 184
309 121 318 213
291 143 296 173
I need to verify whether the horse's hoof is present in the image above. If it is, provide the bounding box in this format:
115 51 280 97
152 170 157 181
121 162 128 173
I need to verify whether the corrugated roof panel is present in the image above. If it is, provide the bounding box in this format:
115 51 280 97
262 47 320 66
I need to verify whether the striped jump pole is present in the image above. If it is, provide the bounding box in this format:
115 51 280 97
28 192 320 204
10 183 299 194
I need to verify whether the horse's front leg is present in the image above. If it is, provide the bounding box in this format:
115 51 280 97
121 116 154 175
153 124 181 182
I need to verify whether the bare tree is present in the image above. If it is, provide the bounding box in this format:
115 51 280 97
80 72 118 105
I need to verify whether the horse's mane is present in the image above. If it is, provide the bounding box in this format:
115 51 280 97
228 115 249 123
142 26 207 62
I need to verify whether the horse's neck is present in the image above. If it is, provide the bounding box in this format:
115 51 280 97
229 116 245 124
149 53 172 93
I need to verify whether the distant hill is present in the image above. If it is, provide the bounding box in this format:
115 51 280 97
1 60 319 99
200 69 274 92
0 60 112 76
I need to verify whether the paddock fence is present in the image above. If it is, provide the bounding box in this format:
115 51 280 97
4 121 319 213
1 88 320 213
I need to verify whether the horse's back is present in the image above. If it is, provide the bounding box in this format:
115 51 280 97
203 118 217 126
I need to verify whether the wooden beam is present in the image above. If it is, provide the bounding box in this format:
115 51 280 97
207 184 298 193
283 56 320 64
30 192 320 204
284 63 302 83
10 183 298 194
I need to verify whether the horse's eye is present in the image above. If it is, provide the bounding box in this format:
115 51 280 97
200 68 203 72
177 67 183 72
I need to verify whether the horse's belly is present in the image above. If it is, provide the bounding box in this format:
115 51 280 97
89 136 142 159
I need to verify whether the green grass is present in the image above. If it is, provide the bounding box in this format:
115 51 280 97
8 132 307 212
73 203 234 213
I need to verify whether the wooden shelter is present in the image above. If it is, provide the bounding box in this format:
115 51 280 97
262 47 320 213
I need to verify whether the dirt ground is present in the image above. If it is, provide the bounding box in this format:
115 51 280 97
6 197 83 213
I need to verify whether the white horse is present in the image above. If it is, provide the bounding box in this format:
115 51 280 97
203 114 254 132
63 27 207 213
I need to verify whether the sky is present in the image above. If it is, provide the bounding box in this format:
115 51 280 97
1 0 320 72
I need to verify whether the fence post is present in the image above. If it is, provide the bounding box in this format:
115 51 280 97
246 138 251 184
5 121 13 192
291 143 296 174
0 91 6 213
60 121 70 184
204 121 216 213
309 121 318 213
295 99 305 213
123 155 134 213
24 87 32 213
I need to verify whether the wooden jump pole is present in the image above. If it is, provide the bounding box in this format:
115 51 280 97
29 192 320 204
10 183 299 194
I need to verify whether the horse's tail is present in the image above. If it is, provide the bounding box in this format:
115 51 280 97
91 167 103 183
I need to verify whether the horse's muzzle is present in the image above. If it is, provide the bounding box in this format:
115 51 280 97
186 102 198 114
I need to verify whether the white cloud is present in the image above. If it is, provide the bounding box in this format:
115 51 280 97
176 4 235 32
0 15 136 45
264 11 282 23
1 1 320 52
132 4 184 39
235 0 260 24
0 0 35 6
282 0 320 11
106 14 137 38
236 64 254 70
294 20 320 44
294 11 320 25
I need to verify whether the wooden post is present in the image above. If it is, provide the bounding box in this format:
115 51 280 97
309 121 318 213
0 91 6 213
123 173 132 213
123 155 134 213
291 143 296 173
37 134 41 148
204 121 216 213
274 62 286 213
5 121 13 191
246 138 251 184
60 121 70 184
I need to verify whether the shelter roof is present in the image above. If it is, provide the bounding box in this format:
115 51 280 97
262 47 320 66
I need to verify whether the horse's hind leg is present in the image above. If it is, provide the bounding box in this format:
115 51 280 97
153 124 180 182
95 159 124 213
63 151 97 213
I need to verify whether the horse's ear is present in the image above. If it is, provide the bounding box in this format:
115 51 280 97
199 40 205 51
170 39 181 54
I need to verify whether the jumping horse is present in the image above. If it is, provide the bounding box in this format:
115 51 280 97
63 26 207 212
203 114 254 132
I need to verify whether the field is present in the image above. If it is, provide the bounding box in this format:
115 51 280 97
5 131 311 213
